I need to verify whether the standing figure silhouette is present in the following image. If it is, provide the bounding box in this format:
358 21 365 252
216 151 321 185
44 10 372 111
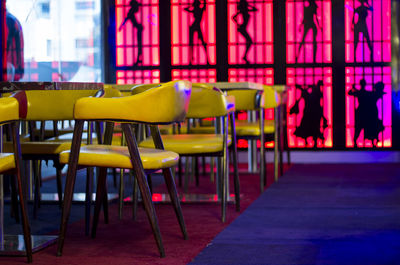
184 0 209 64
348 79 385 147
352 0 373 62
119 0 143 66
232 0 258 64
290 80 327 147
296 0 320 63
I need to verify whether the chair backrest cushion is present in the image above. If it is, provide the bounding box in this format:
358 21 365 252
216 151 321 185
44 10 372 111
0 97 19 124
261 85 279 109
12 90 98 120
186 83 228 118
226 90 260 111
74 80 191 124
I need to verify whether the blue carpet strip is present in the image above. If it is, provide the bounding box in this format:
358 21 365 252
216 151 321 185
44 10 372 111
190 164 400 265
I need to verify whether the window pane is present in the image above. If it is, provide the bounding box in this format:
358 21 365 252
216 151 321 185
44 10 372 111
6 0 103 82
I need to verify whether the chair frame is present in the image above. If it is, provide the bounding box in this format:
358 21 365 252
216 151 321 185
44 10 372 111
57 119 187 258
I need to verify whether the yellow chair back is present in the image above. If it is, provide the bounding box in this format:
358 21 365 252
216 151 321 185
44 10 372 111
0 97 19 124
12 90 98 121
74 80 191 124
226 90 259 111
186 83 228 118
261 85 279 109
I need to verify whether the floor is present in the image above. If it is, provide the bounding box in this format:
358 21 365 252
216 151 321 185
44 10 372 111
190 164 400 265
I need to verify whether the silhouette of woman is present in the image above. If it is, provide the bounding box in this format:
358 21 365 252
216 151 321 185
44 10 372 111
184 0 208 64
352 0 373 62
290 80 327 147
232 0 258 64
296 0 320 63
348 79 385 147
119 0 143 66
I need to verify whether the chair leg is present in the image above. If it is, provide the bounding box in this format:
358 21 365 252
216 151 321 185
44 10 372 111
85 167 94 236
132 174 138 220
274 107 279 182
221 116 230 223
260 108 266 192
33 160 40 219
147 174 153 195
162 168 188 239
229 113 240 211
56 166 63 208
102 179 109 224
57 120 84 256
92 167 108 238
178 159 182 187
122 123 165 257
118 168 124 220
12 122 32 263
9 174 20 223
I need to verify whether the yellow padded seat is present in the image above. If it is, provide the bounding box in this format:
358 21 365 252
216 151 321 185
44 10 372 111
59 145 179 170
188 120 274 136
235 120 275 136
3 133 93 154
0 153 16 172
139 134 232 155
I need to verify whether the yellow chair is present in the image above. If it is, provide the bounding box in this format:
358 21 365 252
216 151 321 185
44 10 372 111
0 97 32 263
139 83 240 222
226 85 281 191
8 89 100 219
57 80 191 258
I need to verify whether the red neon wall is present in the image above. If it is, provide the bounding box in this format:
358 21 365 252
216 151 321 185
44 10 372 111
171 69 216 83
344 0 391 63
286 0 332 64
227 0 273 65
116 0 160 84
171 0 216 66
345 66 392 148
286 67 333 148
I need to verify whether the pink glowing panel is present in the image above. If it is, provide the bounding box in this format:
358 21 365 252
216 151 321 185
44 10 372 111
227 0 273 65
286 67 333 148
171 69 217 83
228 68 274 148
116 70 160 84
171 0 216 66
286 0 332 64
344 0 391 63
116 0 160 67
345 67 392 148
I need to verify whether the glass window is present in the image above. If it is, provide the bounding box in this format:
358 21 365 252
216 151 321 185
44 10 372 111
5 0 103 82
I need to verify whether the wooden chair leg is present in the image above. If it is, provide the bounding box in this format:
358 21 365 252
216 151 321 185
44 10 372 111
102 178 109 224
118 168 124 220
122 123 165 257
55 166 63 208
85 167 94 236
162 168 188 239
132 174 138 220
12 122 32 263
91 167 108 238
9 174 20 223
57 120 84 256
33 160 40 219
178 159 182 187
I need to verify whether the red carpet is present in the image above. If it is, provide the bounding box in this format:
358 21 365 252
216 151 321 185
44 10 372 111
3 164 283 264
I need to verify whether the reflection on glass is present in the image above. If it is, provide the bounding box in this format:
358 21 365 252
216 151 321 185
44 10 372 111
6 0 103 82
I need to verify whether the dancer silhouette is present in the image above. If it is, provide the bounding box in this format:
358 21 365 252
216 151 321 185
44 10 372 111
184 0 209 64
289 80 327 147
352 0 373 62
119 0 143 66
296 0 320 63
232 0 258 64
348 79 385 147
